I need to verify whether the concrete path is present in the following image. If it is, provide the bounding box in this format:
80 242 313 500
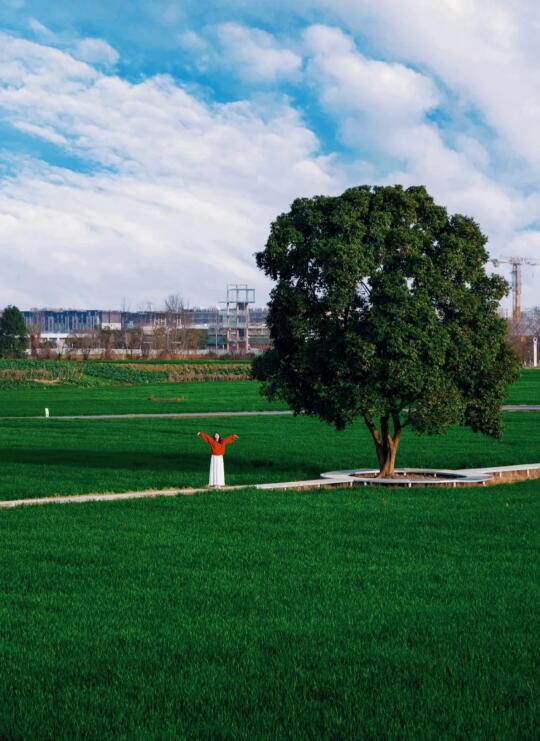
0 405 539 508
501 405 540 412
1 406 539 420
2 462 540 509
0 477 353 509
0 410 294 420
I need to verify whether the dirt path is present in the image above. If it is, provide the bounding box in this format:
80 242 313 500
0 485 237 508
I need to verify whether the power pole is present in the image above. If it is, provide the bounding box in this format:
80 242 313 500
491 257 539 322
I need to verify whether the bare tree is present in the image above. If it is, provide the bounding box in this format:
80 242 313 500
66 329 101 359
506 308 540 365
123 327 144 357
163 293 193 355
164 293 183 317
27 311 45 358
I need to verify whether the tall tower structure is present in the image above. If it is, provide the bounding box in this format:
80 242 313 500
492 257 539 322
220 284 255 354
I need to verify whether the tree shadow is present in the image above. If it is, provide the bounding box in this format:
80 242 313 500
0 450 296 477
0 448 207 473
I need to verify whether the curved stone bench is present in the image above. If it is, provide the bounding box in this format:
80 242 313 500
320 468 492 487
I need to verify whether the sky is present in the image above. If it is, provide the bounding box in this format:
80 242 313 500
0 0 539 311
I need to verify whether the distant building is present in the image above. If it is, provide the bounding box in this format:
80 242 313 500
22 294 271 354
41 333 69 352
219 284 255 354
100 311 122 330
23 309 101 333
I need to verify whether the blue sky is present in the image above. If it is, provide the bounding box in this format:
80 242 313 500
1 0 539 309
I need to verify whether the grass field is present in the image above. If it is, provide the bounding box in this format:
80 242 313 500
1 364 538 737
0 412 539 501
1 485 538 738
0 380 285 417
505 368 540 404
0 366 538 418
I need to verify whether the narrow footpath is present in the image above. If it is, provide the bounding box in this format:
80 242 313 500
0 410 294 420
2 463 540 509
0 406 539 420
1 406 539 508
0 477 353 508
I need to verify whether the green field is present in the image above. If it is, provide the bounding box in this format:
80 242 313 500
0 363 538 418
1 363 539 737
1 486 538 738
0 380 285 417
505 368 540 404
0 412 539 501
0 364 539 502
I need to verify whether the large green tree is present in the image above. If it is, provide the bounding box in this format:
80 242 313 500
0 305 28 359
254 185 520 477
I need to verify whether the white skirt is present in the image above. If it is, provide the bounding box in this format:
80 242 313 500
209 455 225 486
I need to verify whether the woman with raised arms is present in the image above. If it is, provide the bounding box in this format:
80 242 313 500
197 431 239 487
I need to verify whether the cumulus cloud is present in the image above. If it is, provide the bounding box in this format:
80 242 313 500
302 19 540 307
216 23 302 83
71 37 119 67
0 33 337 307
306 1 540 178
304 25 440 125
2 1 540 311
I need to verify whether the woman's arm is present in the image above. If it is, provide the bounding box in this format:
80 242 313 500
222 434 239 445
198 432 212 444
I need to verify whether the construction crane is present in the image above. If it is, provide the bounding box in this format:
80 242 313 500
491 256 539 322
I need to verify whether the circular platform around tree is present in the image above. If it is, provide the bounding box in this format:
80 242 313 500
320 468 492 487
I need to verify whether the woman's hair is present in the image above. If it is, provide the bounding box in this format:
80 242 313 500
213 432 222 443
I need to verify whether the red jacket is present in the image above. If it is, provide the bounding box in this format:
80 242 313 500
198 432 238 456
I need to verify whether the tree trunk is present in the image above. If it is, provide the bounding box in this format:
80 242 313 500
377 438 399 477
364 414 402 477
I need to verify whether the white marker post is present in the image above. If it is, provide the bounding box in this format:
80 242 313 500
44 408 50 418
533 337 538 368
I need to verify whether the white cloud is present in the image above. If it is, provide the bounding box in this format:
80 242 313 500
27 18 56 39
0 33 338 308
310 0 540 177
304 25 440 125
72 38 119 67
178 30 208 53
302 19 540 308
216 23 302 83
3 2 540 312
11 121 68 147
177 31 211 72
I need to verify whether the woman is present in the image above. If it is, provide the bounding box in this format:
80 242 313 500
197 431 239 487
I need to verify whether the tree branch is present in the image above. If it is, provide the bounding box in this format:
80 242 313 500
363 416 381 444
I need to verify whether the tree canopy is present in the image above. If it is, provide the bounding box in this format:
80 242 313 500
253 185 520 476
0 305 28 359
